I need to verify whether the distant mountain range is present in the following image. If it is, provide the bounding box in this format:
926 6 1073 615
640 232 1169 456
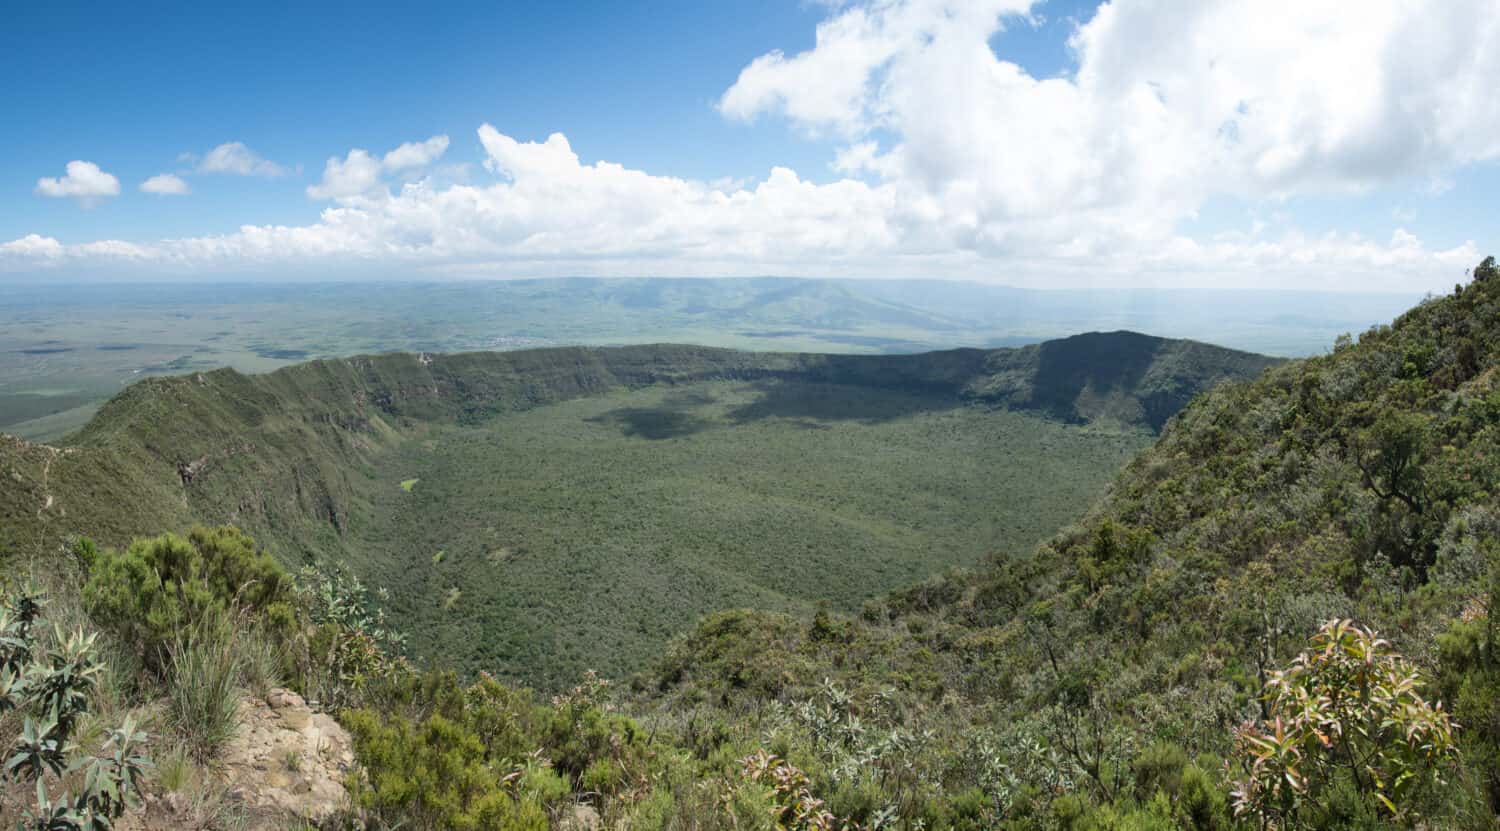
0 277 1411 440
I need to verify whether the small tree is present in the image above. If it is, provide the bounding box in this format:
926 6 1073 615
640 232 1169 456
1354 411 1428 518
1229 619 1458 827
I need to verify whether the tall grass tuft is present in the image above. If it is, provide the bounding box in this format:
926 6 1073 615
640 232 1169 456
166 615 244 763
155 742 194 793
236 623 287 699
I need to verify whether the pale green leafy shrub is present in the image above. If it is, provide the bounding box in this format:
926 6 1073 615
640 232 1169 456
1 587 150 831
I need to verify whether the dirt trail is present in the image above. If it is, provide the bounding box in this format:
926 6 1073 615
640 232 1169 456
35 445 67 519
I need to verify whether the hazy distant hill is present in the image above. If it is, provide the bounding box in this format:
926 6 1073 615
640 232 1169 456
0 278 1406 440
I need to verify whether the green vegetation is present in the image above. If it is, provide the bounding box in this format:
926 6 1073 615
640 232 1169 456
365 380 1149 683
1 584 150 831
80 526 295 674
1 334 1269 685
1228 620 1458 825
621 257 1500 827
163 619 246 763
3 527 409 827
341 672 640 830
17 256 1500 828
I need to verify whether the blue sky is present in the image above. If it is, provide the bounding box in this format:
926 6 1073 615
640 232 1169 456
1 1 832 238
2 0 1497 290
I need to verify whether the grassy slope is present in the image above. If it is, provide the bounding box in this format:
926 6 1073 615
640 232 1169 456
640 259 1500 821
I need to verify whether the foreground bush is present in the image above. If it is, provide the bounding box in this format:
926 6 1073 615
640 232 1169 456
1 584 150 830
1229 619 1459 827
81 525 295 674
293 563 409 711
343 673 580 830
1438 558 1500 815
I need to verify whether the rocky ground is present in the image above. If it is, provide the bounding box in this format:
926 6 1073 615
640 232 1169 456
125 689 353 830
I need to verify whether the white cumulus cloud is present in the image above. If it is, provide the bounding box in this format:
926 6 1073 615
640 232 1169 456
34 161 121 203
1 234 65 259
720 0 1035 137
307 149 384 202
308 135 451 203
723 0 1500 222
192 142 287 177
2 124 1481 291
383 135 450 171
140 173 190 195
6 1 1500 289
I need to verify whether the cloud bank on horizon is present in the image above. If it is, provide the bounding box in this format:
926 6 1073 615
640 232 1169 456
4 0 1499 290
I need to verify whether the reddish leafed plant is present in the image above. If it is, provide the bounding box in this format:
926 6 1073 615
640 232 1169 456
1229 619 1459 826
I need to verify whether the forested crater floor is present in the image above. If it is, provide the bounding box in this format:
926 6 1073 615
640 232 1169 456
1 332 1272 683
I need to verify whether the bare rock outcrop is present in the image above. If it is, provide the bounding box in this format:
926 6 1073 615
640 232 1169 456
128 689 354 830
220 688 354 827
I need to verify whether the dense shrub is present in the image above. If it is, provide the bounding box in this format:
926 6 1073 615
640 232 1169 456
342 670 659 830
14 256 1500 829
342 707 553 830
1437 557 1500 815
81 525 295 673
291 563 409 711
